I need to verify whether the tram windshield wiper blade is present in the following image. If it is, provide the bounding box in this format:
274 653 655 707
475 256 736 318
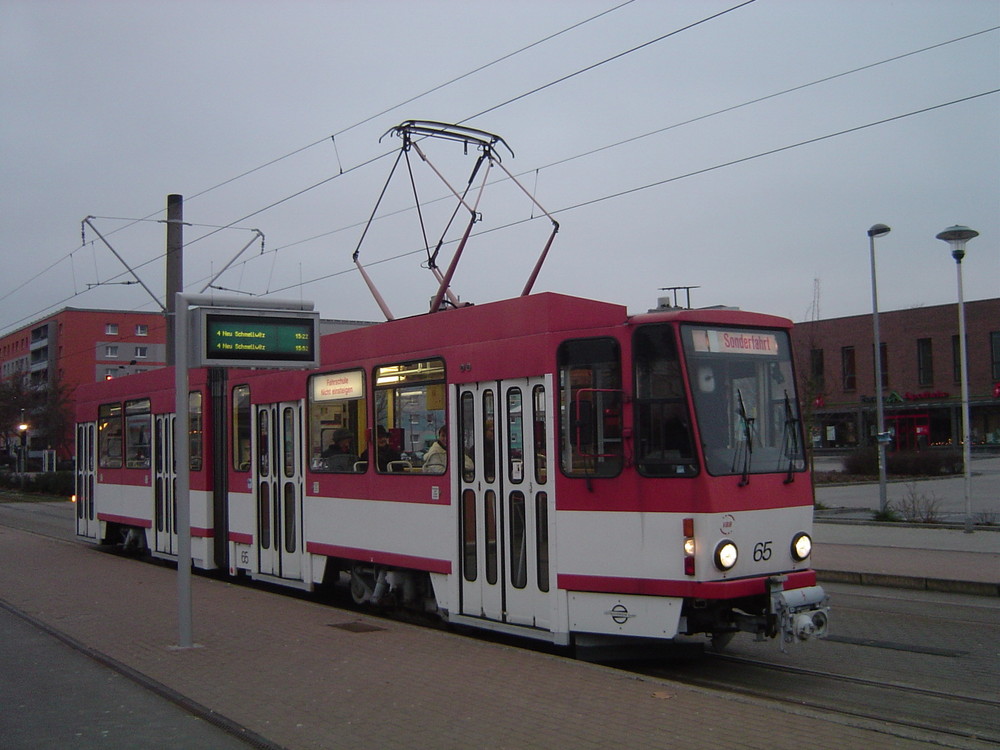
782 390 800 484
737 388 754 486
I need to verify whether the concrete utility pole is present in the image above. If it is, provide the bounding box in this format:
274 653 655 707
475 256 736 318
165 194 183 365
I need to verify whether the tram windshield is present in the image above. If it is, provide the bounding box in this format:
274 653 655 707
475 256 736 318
680 325 805 479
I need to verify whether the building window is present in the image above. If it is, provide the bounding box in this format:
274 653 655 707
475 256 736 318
105 323 118 335
952 335 967 383
877 342 888 388
105 345 119 359
136 324 148 336
991 332 1000 381
135 346 148 359
917 338 933 386
810 348 825 392
841 346 856 391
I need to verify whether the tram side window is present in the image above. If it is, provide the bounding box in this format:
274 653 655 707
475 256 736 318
189 391 203 471
124 398 151 469
557 338 623 477
98 402 123 469
374 358 446 473
308 370 367 473
232 385 251 472
633 325 697 477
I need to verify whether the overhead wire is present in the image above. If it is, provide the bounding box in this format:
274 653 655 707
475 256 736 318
459 0 757 124
4 7 998 330
261 88 1000 299
0 1 637 318
223 24 1000 266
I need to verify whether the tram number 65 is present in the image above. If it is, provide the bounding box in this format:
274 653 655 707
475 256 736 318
753 541 773 562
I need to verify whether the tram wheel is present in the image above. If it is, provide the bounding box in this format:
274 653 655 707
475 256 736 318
349 565 373 604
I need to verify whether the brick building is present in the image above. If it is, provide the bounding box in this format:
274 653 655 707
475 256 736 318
791 297 1000 452
1 308 168 458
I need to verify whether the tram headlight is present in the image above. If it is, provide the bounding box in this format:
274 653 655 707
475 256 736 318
714 541 738 571
791 532 812 562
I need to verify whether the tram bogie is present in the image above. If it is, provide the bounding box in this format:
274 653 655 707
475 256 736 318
74 292 828 653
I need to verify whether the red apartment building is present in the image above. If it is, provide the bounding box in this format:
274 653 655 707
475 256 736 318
791 297 1000 452
1 308 167 458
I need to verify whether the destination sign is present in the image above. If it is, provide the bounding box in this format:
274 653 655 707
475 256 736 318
690 328 779 356
192 307 320 368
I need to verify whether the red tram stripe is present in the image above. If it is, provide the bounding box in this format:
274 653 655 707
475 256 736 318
558 570 817 599
306 541 452 575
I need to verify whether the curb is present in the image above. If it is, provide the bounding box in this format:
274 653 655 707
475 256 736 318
816 569 999 597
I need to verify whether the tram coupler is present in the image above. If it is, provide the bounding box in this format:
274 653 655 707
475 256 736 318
767 576 829 652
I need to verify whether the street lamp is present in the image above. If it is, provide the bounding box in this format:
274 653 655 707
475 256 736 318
17 409 28 474
936 224 978 533
868 223 891 515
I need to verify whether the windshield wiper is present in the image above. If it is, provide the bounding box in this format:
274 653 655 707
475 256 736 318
781 390 800 484
736 388 754 486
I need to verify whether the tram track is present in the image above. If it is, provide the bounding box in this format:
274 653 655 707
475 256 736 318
643 649 1000 749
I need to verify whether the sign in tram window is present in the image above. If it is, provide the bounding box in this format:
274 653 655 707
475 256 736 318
690 329 780 356
308 370 367 473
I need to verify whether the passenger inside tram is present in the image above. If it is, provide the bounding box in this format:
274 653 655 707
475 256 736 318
322 428 357 471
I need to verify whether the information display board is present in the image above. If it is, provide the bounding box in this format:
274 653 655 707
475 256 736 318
190 307 320 368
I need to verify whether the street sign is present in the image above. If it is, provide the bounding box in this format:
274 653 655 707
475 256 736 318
189 306 320 368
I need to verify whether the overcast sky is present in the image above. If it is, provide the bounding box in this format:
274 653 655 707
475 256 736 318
1 0 997 335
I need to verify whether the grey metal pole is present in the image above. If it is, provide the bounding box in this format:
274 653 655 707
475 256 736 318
936 225 978 534
867 224 890 515
955 260 973 533
174 294 193 647
166 195 183 366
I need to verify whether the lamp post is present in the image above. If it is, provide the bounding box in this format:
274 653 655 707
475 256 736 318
936 225 978 533
17 409 28 474
868 223 891 515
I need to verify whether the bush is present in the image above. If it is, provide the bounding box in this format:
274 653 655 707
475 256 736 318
843 447 878 475
844 447 962 477
0 471 74 497
887 450 962 476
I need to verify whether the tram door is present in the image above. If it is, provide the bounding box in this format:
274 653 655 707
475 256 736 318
254 403 304 580
458 377 553 629
75 423 97 539
153 414 176 556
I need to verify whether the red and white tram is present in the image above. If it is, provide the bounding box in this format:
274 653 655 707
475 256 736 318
74 291 828 652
